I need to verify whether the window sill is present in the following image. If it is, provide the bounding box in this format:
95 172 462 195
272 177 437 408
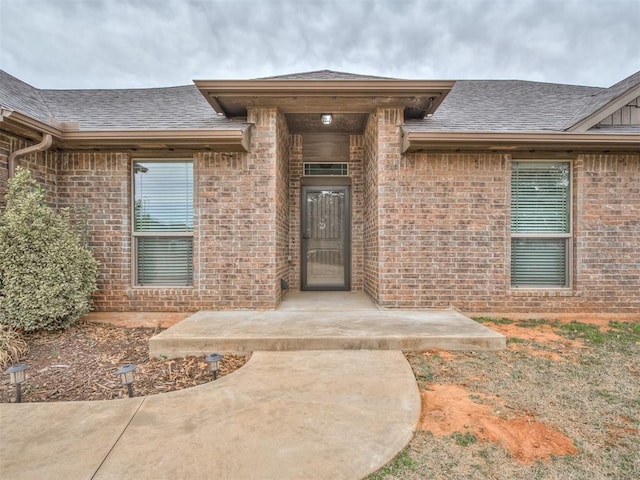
127 286 195 297
509 289 582 298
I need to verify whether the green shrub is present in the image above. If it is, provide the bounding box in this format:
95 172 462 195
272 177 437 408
0 167 98 331
0 323 28 369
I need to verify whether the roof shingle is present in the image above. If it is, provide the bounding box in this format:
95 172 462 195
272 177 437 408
40 85 240 130
0 69 52 124
257 69 396 80
404 80 603 133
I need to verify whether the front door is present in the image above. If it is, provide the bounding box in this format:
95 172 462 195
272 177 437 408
301 186 350 290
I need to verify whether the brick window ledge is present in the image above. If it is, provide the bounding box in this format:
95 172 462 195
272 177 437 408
127 287 195 298
509 289 582 298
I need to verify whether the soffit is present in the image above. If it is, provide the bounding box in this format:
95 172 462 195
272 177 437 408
285 113 368 134
194 79 455 119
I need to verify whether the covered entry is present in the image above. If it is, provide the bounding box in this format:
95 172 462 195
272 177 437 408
301 185 350 290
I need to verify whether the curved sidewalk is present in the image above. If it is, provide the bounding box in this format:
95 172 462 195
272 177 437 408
0 350 420 480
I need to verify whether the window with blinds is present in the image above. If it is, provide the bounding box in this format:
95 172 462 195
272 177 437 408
133 161 193 286
511 161 571 288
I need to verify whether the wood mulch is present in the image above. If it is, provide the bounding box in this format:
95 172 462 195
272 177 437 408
0 321 248 403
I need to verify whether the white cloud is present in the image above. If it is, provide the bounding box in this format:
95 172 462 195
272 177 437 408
0 0 638 88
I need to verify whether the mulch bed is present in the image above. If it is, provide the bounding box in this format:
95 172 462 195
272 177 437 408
0 321 248 403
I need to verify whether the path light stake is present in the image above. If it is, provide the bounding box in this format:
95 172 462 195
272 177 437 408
205 353 223 380
116 364 136 398
4 364 28 403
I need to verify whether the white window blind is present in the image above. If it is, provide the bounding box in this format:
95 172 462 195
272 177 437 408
511 162 570 288
133 161 193 286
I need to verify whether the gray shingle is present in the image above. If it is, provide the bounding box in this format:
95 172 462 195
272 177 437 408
404 80 603 133
40 85 239 130
0 69 52 124
257 69 396 80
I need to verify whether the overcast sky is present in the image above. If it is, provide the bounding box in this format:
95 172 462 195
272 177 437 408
1 0 638 90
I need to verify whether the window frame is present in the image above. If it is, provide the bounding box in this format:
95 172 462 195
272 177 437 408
131 159 194 287
510 159 573 289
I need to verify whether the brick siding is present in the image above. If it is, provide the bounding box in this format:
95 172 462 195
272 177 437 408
1 130 638 315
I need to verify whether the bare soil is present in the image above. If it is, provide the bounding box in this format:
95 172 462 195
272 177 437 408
419 384 578 464
0 321 248 403
373 318 640 480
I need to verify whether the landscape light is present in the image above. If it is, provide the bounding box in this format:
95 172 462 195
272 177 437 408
115 364 136 398
4 364 28 403
205 353 223 380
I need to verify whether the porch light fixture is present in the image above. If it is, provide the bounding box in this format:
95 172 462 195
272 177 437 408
320 113 333 125
4 364 28 403
205 353 223 380
116 364 136 398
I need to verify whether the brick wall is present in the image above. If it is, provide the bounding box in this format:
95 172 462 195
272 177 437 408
275 110 290 302
381 152 510 309
2 130 638 315
288 135 303 290
376 151 639 314
362 110 380 299
57 152 135 311
570 154 639 313
349 135 364 291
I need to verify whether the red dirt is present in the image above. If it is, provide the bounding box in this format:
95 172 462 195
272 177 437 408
489 323 582 347
419 384 578 464
472 312 637 327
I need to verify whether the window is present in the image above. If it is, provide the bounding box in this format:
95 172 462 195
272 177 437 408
511 161 571 287
304 163 348 176
133 161 193 286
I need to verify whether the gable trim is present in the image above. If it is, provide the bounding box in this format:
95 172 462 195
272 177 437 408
566 83 640 132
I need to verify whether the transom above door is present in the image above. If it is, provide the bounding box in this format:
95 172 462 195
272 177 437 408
301 186 350 290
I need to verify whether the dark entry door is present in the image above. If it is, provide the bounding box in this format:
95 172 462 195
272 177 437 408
301 186 350 290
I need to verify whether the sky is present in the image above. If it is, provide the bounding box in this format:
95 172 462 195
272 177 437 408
1 0 639 90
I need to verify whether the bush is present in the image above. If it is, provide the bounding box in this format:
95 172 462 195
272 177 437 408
0 167 98 331
0 323 27 369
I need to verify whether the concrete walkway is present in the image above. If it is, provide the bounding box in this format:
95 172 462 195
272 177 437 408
0 350 420 480
150 292 505 358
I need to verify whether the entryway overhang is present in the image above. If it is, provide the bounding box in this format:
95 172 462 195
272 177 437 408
401 129 640 153
194 78 455 133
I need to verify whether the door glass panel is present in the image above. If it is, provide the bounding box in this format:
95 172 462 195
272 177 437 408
304 189 348 288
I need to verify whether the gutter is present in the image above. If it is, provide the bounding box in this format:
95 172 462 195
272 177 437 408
8 133 53 177
401 129 640 153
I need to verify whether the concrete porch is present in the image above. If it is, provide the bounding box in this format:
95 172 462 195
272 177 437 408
149 292 505 358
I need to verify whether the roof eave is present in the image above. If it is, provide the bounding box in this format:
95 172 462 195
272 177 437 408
59 128 252 151
194 79 456 117
193 79 456 94
402 130 640 153
0 109 251 152
0 108 63 140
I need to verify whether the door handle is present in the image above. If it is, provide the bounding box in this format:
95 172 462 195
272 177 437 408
302 233 310 240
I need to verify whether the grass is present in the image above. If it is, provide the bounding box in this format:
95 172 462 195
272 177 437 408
366 317 640 480
366 445 416 479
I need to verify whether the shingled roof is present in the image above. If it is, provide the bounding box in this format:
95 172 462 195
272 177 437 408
0 69 240 131
0 69 52 124
1 68 639 136
403 80 603 133
257 69 396 80
39 85 238 130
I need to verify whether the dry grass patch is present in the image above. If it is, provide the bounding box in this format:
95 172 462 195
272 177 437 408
369 318 640 480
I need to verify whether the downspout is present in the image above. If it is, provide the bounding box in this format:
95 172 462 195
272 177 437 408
8 133 53 178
